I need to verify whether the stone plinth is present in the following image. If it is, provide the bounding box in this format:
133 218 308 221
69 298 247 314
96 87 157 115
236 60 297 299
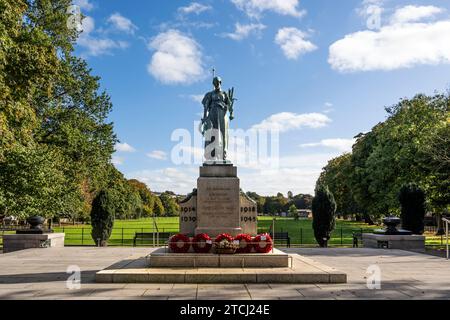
95 253 347 284
2 233 65 253
149 248 289 268
362 233 425 251
195 164 242 237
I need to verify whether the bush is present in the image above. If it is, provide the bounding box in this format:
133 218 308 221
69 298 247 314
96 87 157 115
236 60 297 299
91 190 115 246
312 185 336 247
399 183 426 234
288 204 299 220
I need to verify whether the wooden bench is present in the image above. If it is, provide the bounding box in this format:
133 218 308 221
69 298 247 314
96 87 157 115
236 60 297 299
133 232 171 247
270 232 291 248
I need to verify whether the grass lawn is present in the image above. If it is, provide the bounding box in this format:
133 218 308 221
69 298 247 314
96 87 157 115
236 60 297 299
1 217 444 248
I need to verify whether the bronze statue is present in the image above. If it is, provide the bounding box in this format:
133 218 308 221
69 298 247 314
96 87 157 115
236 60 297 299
201 75 236 162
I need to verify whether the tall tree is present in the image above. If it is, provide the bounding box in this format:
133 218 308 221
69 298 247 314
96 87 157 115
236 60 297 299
91 190 115 247
312 185 336 248
0 0 117 220
399 184 426 235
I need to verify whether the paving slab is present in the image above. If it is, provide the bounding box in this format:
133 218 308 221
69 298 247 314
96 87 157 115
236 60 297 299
1 247 449 299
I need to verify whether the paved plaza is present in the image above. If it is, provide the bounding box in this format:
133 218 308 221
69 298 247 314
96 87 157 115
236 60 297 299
0 247 449 300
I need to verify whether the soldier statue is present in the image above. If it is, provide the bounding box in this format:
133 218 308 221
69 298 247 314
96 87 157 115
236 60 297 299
200 74 236 162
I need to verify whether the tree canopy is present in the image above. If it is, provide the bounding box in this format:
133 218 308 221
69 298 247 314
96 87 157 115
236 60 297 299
318 93 449 224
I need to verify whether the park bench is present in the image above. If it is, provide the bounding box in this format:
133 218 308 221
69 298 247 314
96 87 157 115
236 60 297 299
352 232 363 248
133 232 171 247
269 232 291 248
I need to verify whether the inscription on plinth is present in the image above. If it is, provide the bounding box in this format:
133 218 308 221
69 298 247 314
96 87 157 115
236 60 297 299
239 193 258 235
196 174 241 237
179 196 197 236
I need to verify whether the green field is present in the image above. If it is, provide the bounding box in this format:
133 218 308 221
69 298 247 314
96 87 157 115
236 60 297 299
1 217 445 248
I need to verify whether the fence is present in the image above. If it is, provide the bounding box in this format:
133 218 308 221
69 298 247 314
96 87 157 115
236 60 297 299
2 224 447 249
47 226 378 247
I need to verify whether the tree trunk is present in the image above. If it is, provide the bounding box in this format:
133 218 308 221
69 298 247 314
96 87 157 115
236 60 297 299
363 213 375 225
436 212 445 236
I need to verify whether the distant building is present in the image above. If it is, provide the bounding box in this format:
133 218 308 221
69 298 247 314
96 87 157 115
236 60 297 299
298 209 312 219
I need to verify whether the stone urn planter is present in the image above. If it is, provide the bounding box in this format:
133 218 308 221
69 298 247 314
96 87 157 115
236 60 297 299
374 216 412 235
26 216 45 230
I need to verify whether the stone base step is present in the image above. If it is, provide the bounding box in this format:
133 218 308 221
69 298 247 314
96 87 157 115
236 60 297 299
149 248 290 268
96 253 347 284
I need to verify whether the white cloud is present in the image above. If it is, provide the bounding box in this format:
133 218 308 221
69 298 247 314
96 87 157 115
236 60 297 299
73 0 93 11
77 16 129 56
223 23 266 41
323 102 334 113
329 6 450 72
252 112 331 132
300 138 356 153
107 13 138 34
275 27 317 60
231 0 306 19
390 5 443 24
147 150 168 160
115 142 136 153
111 156 124 166
127 167 198 193
189 94 204 103
80 15 95 34
148 29 206 85
78 37 129 56
178 2 212 15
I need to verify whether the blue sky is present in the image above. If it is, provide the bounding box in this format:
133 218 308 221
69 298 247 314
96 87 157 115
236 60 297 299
73 0 450 195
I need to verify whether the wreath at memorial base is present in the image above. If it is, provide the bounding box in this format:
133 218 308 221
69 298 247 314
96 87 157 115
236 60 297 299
169 234 191 253
253 233 273 253
234 234 253 253
192 233 213 253
214 233 238 254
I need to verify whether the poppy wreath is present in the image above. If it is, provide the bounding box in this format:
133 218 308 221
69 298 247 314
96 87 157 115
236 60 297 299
253 233 273 253
169 234 191 253
234 234 253 253
215 233 234 244
192 233 213 253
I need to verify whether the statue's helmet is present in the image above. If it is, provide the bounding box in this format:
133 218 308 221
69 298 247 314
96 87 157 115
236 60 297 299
213 76 222 86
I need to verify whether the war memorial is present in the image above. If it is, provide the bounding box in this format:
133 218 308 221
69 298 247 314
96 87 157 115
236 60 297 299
95 76 347 284
1 1 450 307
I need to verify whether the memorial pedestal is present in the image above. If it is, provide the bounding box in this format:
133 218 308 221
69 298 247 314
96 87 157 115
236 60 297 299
2 233 65 253
362 233 425 251
196 164 241 237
